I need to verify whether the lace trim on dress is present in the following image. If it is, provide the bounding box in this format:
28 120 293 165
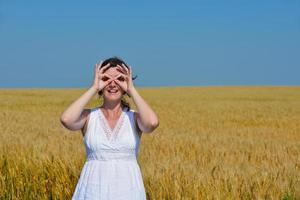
98 107 126 141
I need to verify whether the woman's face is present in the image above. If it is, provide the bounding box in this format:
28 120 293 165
102 66 125 101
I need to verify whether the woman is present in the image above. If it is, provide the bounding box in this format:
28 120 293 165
60 57 159 199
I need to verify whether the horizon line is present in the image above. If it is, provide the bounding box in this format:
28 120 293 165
1 84 300 90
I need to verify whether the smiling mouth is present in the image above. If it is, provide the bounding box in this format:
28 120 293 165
108 89 119 94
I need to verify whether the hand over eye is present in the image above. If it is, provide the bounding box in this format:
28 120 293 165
102 76 109 81
92 61 114 92
113 63 135 97
116 76 125 82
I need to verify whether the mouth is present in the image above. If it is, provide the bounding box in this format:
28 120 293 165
107 89 119 94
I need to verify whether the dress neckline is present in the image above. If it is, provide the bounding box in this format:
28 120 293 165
98 107 126 141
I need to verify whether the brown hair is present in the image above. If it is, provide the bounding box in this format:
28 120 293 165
98 56 137 111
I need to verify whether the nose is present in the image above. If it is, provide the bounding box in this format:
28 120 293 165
110 79 116 85
108 78 117 87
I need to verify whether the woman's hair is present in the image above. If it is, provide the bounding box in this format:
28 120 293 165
98 56 137 111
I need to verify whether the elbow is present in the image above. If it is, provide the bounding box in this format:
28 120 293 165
60 115 71 128
60 117 75 131
151 119 159 130
144 119 159 133
60 114 67 123
60 116 68 127
60 112 73 124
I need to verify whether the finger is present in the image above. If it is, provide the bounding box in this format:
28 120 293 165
128 65 132 75
95 61 103 72
100 63 110 73
102 73 113 79
95 63 100 74
106 78 113 83
115 73 127 81
100 74 113 82
106 76 114 83
116 65 127 74
103 79 113 87
121 63 129 75
97 61 103 70
114 79 123 87
99 62 111 73
118 63 128 74
115 73 126 78
117 63 128 74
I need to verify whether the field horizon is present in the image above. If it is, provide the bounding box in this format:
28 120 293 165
0 86 299 199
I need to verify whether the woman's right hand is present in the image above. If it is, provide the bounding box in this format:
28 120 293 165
92 61 113 92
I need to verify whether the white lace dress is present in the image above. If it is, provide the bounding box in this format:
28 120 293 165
72 107 147 200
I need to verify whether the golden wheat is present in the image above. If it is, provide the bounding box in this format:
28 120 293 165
0 86 299 199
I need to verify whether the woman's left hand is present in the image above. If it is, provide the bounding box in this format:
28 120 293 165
115 63 135 96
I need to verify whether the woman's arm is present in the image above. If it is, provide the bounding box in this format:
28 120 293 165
60 86 97 131
129 87 159 133
60 61 113 131
113 63 159 134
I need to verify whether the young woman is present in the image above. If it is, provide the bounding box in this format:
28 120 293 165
60 57 159 199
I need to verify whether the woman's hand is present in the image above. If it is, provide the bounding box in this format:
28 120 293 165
92 61 114 92
114 63 135 96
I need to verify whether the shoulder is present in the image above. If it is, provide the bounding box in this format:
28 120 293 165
126 109 137 119
82 108 95 119
84 107 100 121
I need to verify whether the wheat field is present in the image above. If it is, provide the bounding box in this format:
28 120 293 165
0 86 299 200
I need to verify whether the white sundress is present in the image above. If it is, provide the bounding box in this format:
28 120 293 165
72 106 147 200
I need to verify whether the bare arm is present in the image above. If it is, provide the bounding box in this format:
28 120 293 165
60 86 98 131
114 63 159 134
60 61 113 131
130 87 159 133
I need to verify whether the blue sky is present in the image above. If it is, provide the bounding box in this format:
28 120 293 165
0 0 299 88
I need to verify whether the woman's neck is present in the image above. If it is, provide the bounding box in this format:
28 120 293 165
101 102 123 115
